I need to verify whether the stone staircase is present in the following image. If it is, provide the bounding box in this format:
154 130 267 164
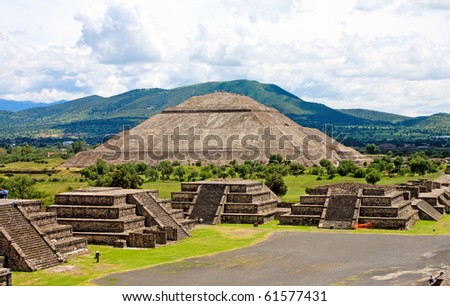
18 201 88 257
189 184 226 224
280 189 328 226
319 194 359 229
0 203 63 271
130 192 190 240
412 199 443 221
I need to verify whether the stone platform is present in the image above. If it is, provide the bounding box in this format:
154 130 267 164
280 186 419 229
172 180 281 224
49 187 192 247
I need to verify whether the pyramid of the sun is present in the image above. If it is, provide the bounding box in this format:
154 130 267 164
63 93 367 167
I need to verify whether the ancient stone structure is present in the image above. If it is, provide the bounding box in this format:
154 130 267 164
280 185 420 229
63 93 368 168
0 256 12 286
281 177 450 229
397 178 450 215
171 180 281 224
49 188 193 247
0 199 81 271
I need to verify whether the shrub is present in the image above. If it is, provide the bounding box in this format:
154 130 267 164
353 168 366 178
265 173 287 197
366 169 381 185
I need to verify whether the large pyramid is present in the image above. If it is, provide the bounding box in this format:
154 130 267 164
63 93 368 167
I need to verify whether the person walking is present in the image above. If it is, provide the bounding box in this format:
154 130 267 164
94 251 101 263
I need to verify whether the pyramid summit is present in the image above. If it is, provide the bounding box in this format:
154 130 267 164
63 92 368 167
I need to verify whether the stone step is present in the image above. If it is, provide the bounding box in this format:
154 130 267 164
28 212 58 226
413 199 443 221
39 224 74 240
53 237 88 255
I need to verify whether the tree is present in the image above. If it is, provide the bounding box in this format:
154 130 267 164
173 166 186 181
157 161 173 180
110 165 143 189
365 169 381 185
227 167 236 178
337 160 358 176
268 154 283 164
353 168 366 178
319 159 332 169
69 140 87 155
288 162 305 176
265 173 287 197
409 152 431 175
199 170 212 180
144 167 159 182
1 175 43 199
393 155 404 169
188 171 199 181
366 143 380 154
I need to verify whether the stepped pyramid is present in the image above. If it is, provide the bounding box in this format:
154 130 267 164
0 199 88 271
172 180 281 224
49 187 193 247
63 93 368 167
280 185 420 230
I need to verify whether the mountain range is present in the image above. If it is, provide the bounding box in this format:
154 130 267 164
0 80 449 146
0 99 65 112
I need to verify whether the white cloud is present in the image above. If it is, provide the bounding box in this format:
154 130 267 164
75 2 165 64
354 0 392 11
0 0 449 116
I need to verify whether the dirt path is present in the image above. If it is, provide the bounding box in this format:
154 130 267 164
95 232 450 286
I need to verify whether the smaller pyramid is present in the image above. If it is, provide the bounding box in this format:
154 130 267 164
64 93 368 167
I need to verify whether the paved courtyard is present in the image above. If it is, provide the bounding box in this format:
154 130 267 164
95 232 450 286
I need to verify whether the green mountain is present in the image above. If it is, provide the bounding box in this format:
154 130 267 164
0 99 65 112
338 108 411 124
0 80 448 146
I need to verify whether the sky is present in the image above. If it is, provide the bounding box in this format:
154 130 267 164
0 0 449 116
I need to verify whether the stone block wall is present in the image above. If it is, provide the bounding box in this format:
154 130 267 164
58 217 145 233
300 196 327 205
0 268 12 286
309 188 328 195
171 192 196 202
180 184 199 192
48 205 136 219
361 197 394 206
55 194 126 206
128 231 156 248
291 205 324 215
396 186 420 199
0 228 32 271
362 188 385 196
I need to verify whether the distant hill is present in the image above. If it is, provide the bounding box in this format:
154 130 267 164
0 99 66 112
0 80 448 146
338 108 411 124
